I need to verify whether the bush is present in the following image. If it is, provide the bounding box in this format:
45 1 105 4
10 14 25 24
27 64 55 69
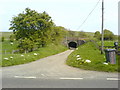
18 38 38 53
1 36 5 42
9 34 15 42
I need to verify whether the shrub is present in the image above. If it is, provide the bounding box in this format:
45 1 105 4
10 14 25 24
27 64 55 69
1 36 5 42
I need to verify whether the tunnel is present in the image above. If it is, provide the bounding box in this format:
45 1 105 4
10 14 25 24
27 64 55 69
68 41 77 48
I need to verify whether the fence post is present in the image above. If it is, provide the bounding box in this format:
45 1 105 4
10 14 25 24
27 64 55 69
4 49 6 54
12 50 14 54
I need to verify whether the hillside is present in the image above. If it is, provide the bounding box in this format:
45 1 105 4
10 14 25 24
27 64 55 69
0 32 13 40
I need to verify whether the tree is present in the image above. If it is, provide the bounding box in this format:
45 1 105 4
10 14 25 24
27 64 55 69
10 8 54 40
103 29 115 40
18 38 38 53
51 26 67 44
68 31 76 37
94 30 115 40
9 34 15 42
94 31 101 40
78 31 87 38
9 8 54 52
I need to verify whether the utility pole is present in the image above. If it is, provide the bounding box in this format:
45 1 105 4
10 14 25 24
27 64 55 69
101 0 104 54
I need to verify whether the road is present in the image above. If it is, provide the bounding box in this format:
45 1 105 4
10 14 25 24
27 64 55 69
1 50 119 88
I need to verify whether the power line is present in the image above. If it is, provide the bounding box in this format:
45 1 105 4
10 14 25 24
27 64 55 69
77 0 101 30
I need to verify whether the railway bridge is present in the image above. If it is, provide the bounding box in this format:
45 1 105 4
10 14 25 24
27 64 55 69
65 37 87 49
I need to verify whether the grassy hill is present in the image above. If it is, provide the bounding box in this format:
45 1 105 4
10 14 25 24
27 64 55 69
0 32 13 40
66 41 118 72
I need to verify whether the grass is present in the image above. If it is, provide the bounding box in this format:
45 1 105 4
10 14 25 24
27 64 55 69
0 32 13 40
66 41 118 72
2 43 68 67
1 32 68 67
1 40 19 54
0 31 93 67
97 41 117 46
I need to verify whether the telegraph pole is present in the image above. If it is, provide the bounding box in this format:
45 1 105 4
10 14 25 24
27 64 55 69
101 0 104 54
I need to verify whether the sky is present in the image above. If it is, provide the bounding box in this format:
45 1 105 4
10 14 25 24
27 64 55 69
0 0 119 35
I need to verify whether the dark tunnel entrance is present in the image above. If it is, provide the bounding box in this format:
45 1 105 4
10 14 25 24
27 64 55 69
68 41 77 49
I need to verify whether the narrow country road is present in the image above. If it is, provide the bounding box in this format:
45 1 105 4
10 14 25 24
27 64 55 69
1 50 119 88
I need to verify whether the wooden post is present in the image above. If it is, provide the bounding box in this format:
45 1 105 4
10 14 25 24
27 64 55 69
5 49 6 54
101 0 104 54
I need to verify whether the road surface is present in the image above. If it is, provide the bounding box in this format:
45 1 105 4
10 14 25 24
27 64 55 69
1 50 119 88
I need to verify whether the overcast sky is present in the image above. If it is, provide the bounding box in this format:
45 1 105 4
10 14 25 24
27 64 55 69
0 0 119 35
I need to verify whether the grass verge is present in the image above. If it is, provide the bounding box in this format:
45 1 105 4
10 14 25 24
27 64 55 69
97 41 117 46
66 41 118 72
2 44 68 67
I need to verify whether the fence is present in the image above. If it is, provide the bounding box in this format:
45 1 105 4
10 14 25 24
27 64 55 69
1 49 20 54
90 40 120 55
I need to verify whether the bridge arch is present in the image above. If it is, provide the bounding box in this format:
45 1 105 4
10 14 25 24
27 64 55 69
67 40 86 49
68 41 77 48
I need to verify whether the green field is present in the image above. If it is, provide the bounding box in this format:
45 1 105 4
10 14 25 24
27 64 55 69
1 32 68 67
97 41 117 46
66 41 118 72
1 40 19 54
1 32 17 55
2 43 68 67
0 32 13 40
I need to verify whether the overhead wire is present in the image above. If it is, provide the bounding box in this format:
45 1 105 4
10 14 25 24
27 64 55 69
77 0 101 30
